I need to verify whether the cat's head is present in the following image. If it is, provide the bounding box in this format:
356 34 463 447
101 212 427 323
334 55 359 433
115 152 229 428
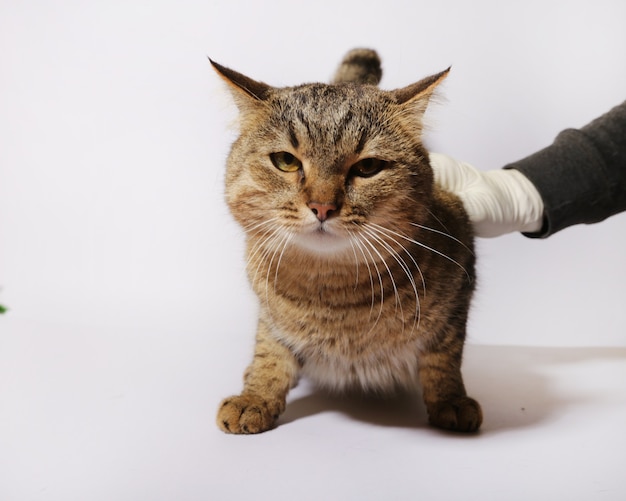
212 57 448 258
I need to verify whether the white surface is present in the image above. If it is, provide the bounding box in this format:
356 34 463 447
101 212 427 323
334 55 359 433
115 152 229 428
1 1 626 500
1 319 625 500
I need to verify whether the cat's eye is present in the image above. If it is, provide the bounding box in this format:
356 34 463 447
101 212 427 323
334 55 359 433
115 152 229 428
270 152 302 173
350 158 388 178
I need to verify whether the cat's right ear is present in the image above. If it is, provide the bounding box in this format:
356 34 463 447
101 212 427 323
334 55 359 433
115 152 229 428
209 58 272 112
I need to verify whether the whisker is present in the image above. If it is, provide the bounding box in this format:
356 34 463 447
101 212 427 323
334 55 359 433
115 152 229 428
375 223 472 283
366 223 423 334
246 223 281 263
249 225 286 286
348 229 378 318
265 229 294 312
241 216 281 234
370 223 426 297
410 220 474 256
272 231 295 300
424 208 451 234
358 226 403 325
346 231 361 290
350 225 385 327
362 224 421 334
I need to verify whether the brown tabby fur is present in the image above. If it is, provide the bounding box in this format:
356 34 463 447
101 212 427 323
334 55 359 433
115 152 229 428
212 49 482 434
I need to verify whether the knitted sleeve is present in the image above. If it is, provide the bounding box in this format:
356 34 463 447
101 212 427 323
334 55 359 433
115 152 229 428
505 101 626 238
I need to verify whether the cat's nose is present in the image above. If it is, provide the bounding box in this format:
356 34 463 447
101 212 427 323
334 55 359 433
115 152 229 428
308 202 338 222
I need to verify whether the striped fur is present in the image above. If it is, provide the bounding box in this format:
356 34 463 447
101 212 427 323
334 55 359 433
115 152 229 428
212 49 482 434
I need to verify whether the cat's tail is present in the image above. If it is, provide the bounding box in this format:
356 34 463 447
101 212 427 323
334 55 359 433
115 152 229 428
332 48 382 86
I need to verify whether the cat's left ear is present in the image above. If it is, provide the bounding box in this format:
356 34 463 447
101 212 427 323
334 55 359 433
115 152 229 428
392 67 450 117
209 58 272 112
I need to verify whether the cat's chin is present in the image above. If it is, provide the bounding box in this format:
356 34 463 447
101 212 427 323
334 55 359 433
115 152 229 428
292 228 353 256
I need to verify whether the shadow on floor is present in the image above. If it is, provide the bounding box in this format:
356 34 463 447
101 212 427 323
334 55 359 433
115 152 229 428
279 345 626 435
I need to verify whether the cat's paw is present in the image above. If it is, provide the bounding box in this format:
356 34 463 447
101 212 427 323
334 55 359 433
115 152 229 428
427 396 482 433
217 394 281 434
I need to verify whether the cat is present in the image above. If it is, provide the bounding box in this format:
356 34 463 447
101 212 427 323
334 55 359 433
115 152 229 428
211 48 482 434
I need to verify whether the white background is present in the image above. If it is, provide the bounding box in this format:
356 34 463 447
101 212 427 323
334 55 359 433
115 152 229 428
1 1 625 500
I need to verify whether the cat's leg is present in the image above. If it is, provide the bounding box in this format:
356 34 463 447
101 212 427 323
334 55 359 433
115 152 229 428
217 319 300 434
418 341 482 433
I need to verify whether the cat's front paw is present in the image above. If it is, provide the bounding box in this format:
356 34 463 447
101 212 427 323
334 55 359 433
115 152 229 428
427 396 482 433
217 394 282 434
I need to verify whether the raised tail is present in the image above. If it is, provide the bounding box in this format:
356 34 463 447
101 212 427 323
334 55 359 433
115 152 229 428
332 48 382 85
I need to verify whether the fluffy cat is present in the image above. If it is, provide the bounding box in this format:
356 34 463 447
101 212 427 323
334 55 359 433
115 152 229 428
212 49 482 434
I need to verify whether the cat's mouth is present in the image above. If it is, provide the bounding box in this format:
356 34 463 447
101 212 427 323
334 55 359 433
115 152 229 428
293 222 351 255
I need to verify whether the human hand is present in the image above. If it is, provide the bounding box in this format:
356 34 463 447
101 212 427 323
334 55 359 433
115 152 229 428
429 152 544 237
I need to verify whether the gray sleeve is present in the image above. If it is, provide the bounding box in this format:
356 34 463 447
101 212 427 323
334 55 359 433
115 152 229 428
504 101 626 238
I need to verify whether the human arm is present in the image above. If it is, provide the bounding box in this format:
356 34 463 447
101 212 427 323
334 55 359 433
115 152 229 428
505 100 626 238
430 100 626 238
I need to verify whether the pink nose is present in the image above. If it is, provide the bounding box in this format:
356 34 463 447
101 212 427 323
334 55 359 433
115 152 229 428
308 202 338 222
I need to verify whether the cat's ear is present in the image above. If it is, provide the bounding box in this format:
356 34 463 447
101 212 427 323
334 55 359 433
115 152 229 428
392 67 450 117
209 58 272 112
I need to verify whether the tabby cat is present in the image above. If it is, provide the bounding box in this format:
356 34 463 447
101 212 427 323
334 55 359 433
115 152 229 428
212 49 482 434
